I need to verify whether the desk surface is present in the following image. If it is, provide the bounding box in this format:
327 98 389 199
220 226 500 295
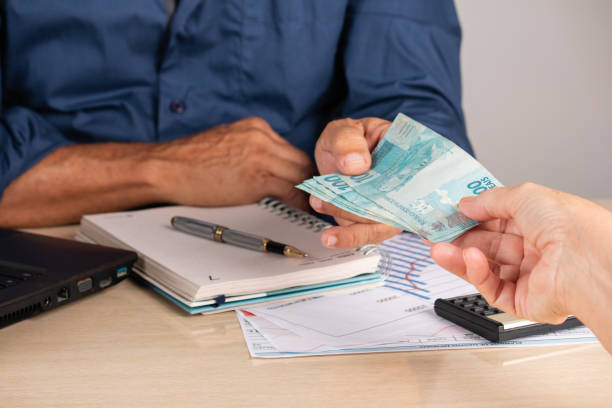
2 199 611 408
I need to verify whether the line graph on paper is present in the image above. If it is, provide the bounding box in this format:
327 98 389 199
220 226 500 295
237 233 599 358
379 233 476 303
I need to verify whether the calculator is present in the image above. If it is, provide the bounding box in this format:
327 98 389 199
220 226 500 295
434 293 583 342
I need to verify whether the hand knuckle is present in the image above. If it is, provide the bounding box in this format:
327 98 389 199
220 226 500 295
347 232 360 248
247 128 269 142
334 117 359 128
243 116 268 129
361 226 373 244
516 182 540 196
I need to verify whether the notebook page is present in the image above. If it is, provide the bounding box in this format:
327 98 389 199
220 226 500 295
80 202 380 300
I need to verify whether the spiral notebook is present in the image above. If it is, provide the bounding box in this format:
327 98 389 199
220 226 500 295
76 199 383 314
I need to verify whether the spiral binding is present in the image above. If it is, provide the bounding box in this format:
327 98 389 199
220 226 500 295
258 198 391 279
360 245 391 279
258 198 330 233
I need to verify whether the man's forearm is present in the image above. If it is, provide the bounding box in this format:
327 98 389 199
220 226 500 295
0 117 316 228
0 142 166 227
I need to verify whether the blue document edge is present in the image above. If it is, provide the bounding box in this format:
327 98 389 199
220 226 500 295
137 273 383 314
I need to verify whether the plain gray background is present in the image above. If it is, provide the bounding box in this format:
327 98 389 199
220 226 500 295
455 0 611 198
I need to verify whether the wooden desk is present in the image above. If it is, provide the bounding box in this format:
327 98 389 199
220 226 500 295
2 201 611 407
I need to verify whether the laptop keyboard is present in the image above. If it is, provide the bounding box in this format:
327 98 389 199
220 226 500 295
0 264 42 289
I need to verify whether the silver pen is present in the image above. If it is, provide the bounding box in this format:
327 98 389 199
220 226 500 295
170 216 308 258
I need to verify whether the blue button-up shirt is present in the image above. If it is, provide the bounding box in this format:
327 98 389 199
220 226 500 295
0 0 471 196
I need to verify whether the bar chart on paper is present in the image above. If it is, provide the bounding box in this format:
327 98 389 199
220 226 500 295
237 233 599 358
238 234 479 351
379 233 473 301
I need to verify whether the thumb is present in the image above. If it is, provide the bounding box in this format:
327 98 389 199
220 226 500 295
459 184 541 222
315 119 371 175
459 183 565 246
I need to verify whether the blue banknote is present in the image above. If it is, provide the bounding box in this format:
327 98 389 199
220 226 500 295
307 175 406 229
297 113 502 242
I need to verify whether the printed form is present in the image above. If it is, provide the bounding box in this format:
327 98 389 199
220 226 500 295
237 234 597 358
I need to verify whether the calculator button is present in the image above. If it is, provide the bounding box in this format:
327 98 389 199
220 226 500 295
462 302 475 309
471 306 485 313
483 310 497 316
465 295 478 302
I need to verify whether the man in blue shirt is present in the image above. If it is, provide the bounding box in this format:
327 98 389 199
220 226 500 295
0 0 471 248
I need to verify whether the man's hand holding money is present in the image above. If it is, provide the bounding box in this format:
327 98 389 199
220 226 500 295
302 113 501 248
311 118 403 249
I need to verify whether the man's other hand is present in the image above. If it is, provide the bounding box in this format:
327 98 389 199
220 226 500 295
153 117 314 210
312 118 402 249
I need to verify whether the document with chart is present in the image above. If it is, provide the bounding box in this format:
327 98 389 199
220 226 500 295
237 234 598 358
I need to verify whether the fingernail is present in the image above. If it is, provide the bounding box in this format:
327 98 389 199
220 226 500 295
310 196 323 211
325 234 338 248
460 196 476 209
342 153 366 170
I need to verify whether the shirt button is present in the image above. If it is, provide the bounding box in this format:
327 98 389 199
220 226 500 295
169 99 186 114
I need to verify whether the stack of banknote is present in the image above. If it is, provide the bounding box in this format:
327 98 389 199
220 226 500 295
297 113 502 243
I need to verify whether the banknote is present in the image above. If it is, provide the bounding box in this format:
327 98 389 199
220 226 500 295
308 175 407 229
296 113 502 242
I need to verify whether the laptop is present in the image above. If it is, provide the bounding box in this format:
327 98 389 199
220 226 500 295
0 228 137 329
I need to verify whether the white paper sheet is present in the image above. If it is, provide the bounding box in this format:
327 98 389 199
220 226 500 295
237 311 597 358
237 234 599 358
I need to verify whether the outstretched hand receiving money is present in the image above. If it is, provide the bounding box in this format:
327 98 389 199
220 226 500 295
304 114 502 248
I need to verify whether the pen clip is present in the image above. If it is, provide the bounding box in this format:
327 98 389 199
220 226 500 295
212 294 226 307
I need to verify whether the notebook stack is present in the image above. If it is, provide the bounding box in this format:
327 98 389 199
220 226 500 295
77 199 385 314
